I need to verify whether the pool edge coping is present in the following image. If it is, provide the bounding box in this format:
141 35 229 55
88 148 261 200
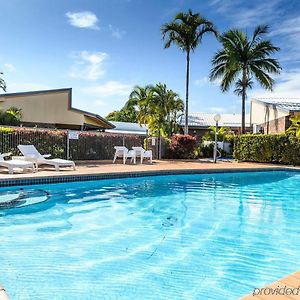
0 166 298 187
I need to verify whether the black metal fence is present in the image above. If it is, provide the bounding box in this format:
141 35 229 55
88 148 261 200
0 127 145 160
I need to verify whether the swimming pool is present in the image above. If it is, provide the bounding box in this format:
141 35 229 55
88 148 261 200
0 171 300 299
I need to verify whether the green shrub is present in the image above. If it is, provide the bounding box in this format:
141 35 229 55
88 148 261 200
233 134 300 165
195 143 229 158
202 126 230 142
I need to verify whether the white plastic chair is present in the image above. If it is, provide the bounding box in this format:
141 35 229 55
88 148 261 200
132 147 153 164
0 153 36 174
18 145 76 171
113 146 136 164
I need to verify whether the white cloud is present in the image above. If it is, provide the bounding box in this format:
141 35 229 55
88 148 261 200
208 107 227 113
3 63 16 73
69 51 108 81
210 0 282 28
80 81 133 114
209 0 241 14
194 77 209 87
108 25 126 39
94 99 109 107
82 81 133 97
194 76 221 87
66 11 99 30
271 16 300 36
270 16 300 61
250 69 300 98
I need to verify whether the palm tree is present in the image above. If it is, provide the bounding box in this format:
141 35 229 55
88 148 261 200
6 107 22 120
286 115 300 137
210 25 281 133
126 85 153 125
147 83 184 159
165 90 184 136
149 83 184 137
162 9 217 135
0 107 22 125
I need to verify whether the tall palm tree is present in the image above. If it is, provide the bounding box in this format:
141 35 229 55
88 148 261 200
162 9 217 134
210 25 281 133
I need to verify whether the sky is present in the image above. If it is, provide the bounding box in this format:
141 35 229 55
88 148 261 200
1 0 300 117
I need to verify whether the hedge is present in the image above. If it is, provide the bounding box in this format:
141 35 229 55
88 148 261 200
233 134 300 165
0 127 144 160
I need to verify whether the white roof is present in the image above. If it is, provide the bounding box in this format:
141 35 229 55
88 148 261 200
252 98 300 112
180 113 251 128
106 121 148 135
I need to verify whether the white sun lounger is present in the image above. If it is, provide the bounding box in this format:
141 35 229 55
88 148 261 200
18 145 76 171
113 146 136 164
0 153 36 174
132 147 153 164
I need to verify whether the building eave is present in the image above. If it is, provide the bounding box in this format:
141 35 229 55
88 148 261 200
0 88 72 98
0 87 115 130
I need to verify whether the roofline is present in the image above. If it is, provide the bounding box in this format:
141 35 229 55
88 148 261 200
0 88 72 98
251 98 290 113
106 130 147 135
179 125 251 128
0 87 115 129
71 107 115 128
64 89 114 129
251 98 300 113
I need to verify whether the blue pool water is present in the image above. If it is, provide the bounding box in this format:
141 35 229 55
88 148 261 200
1 171 300 300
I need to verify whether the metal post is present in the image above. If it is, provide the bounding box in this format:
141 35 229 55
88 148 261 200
213 121 218 163
145 129 148 150
66 130 70 160
159 135 161 160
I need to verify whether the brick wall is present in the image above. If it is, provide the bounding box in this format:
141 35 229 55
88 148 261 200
260 115 290 134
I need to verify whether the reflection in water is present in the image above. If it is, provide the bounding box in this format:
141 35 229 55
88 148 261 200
0 189 50 210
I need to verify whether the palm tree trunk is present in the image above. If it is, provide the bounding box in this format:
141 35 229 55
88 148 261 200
241 91 246 134
241 70 247 134
158 127 161 160
184 50 190 135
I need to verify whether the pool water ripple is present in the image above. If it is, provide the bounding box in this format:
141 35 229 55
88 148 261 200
0 171 300 299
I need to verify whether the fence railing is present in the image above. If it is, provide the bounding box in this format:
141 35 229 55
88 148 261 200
0 127 145 161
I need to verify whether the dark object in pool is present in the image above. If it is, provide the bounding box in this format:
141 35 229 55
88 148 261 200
162 216 178 227
0 189 50 209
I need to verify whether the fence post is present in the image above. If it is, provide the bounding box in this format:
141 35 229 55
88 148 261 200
145 130 148 150
66 130 70 160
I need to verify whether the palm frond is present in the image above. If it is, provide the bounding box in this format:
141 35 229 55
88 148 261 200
250 65 275 90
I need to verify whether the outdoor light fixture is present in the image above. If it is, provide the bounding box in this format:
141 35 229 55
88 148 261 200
213 114 221 123
213 114 221 163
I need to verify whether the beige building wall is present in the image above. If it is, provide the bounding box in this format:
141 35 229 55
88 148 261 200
0 90 84 126
250 100 289 125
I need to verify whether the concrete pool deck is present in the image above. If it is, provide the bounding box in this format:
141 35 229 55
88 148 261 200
241 271 300 299
0 159 298 180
